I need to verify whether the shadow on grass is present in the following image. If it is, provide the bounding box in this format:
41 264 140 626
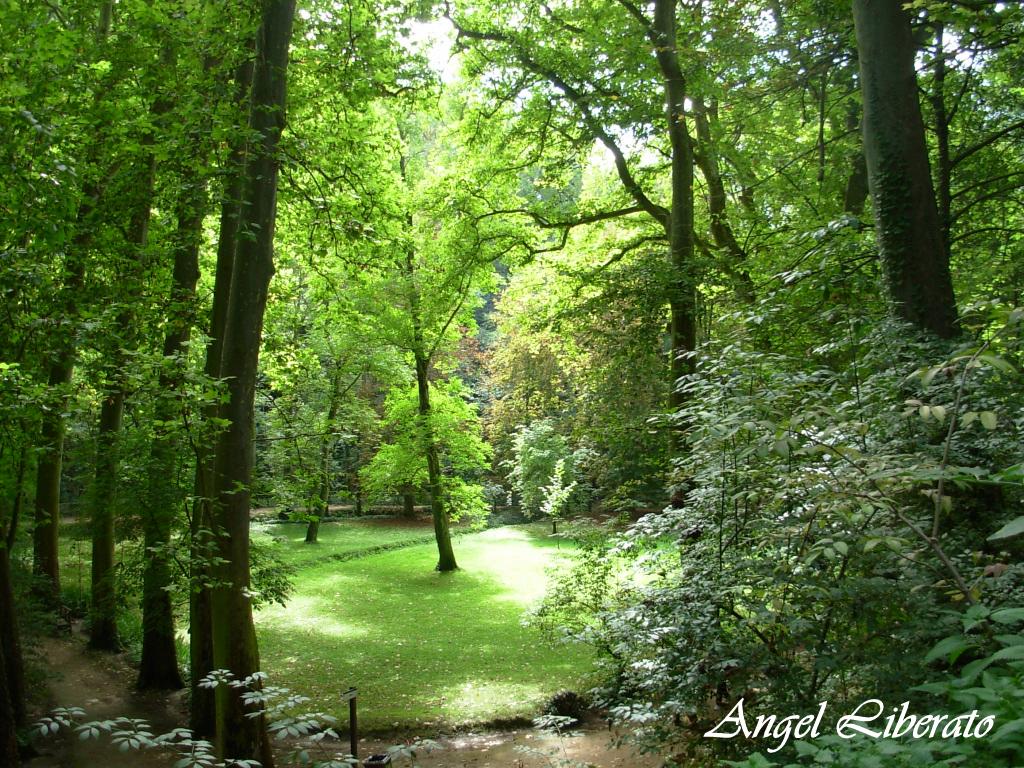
256 526 593 731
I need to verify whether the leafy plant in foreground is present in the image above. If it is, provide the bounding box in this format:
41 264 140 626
536 304 1024 763
32 669 442 768
725 604 1024 767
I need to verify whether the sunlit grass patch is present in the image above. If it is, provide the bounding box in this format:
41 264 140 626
256 523 594 731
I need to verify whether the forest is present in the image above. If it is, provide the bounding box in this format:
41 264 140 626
1 0 1023 766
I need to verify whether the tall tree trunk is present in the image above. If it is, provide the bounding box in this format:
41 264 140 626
0 636 17 768
88 111 160 650
138 180 205 690
90 0 156 650
842 102 870 215
693 99 754 304
653 0 697 443
414 351 458 572
32 353 74 603
930 25 953 257
190 54 254 738
852 0 958 338
5 446 27 556
843 150 870 215
0 547 25 731
207 2 294 761
0 455 27 764
305 368 345 544
33 0 115 608
87 390 125 650
33 226 93 608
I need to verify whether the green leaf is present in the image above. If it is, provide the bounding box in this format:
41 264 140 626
925 635 972 664
995 463 1024 483
958 657 992 684
977 353 1015 374
979 411 998 430
988 515 1024 542
991 645 1024 663
921 366 941 387
991 719 1024 743
991 608 1024 625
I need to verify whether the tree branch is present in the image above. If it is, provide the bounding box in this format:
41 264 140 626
950 169 1024 200
952 118 1024 167
446 8 670 229
473 204 645 228
952 184 1024 222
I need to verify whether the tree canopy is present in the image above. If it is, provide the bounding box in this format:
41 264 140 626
2 0 1023 765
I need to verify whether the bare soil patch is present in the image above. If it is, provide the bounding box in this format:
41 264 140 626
353 727 664 768
27 627 183 767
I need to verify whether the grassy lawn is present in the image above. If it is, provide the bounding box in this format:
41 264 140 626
252 518 444 570
256 523 594 732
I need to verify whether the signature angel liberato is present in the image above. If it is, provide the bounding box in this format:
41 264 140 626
703 698 996 754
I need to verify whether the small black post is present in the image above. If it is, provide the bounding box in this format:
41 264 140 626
343 687 358 759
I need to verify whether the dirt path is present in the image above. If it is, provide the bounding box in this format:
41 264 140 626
355 727 664 768
26 630 663 768
28 629 183 768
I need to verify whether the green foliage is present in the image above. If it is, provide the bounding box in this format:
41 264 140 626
33 668 437 768
727 605 1024 767
5 0 1024 756
485 249 669 506
526 520 630 643
361 379 491 522
540 458 577 531
507 420 573 517
535 298 1024 760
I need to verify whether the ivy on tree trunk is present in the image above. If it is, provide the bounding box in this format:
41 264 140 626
852 0 959 338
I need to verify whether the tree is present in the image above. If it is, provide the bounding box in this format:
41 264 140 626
193 0 296 761
507 419 570 517
138 115 207 689
852 0 959 338
0 445 26 765
0 637 17 766
406 230 463 571
3 2 1023 765
190 47 256 738
86 79 160 654
135 2 246 689
449 0 699 436
30 0 117 607
361 381 491 529
0 305 39 765
341 105 513 570
257 304 384 545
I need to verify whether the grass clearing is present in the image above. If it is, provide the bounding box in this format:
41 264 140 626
252 518 444 569
256 523 594 732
